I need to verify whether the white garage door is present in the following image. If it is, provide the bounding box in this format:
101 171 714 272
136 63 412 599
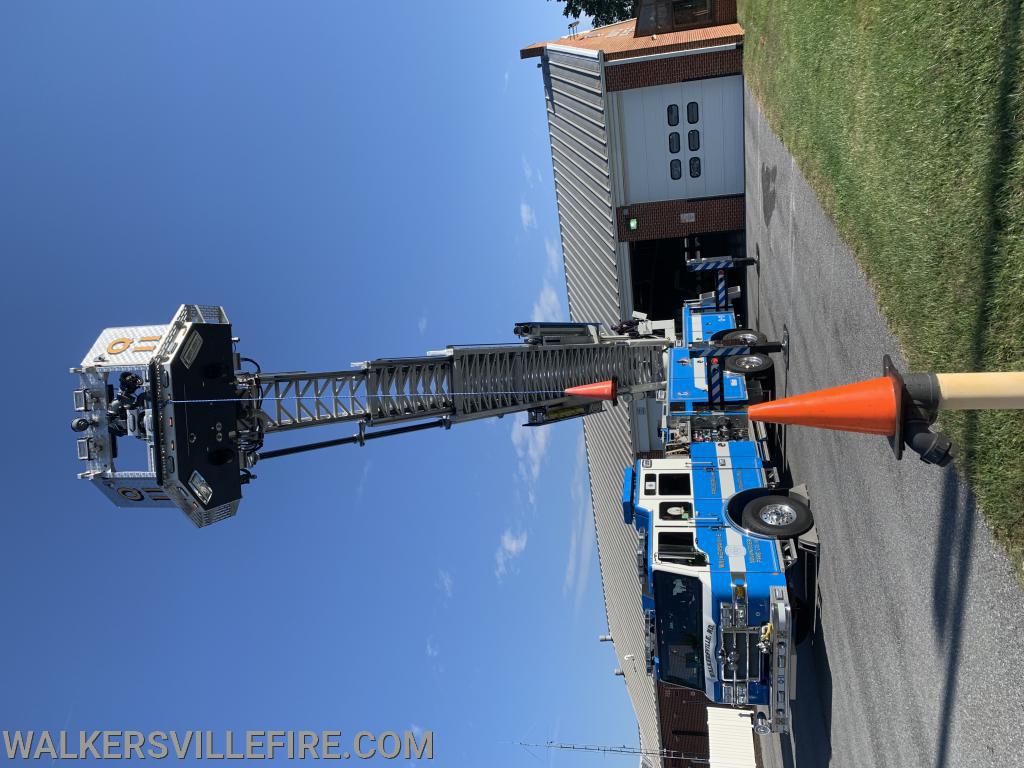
706 706 757 768
615 75 745 204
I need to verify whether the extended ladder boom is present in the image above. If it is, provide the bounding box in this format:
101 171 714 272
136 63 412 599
70 306 669 527
244 338 666 433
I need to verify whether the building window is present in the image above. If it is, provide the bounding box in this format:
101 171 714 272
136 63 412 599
672 0 712 28
669 132 680 154
670 159 682 180
689 157 701 178
667 104 679 127
688 130 700 151
687 102 699 124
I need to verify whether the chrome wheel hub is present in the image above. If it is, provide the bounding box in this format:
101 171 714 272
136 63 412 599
760 503 797 526
731 355 764 370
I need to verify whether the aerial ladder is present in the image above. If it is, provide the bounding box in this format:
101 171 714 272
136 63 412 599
69 304 675 526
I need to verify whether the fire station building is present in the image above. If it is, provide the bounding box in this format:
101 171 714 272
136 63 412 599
522 3 758 766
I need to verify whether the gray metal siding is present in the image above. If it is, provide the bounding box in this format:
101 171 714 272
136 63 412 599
543 48 662 764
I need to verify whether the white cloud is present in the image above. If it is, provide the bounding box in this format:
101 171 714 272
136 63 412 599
531 279 563 323
564 533 578 594
521 155 544 187
510 411 550 504
436 569 453 599
504 70 510 91
544 238 561 274
495 528 529 579
418 315 428 335
356 460 372 499
520 201 537 231
522 155 535 186
564 431 595 610
508 275 565 505
425 637 439 657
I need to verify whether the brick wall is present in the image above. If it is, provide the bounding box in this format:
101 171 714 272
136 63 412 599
657 682 710 767
617 196 745 241
605 48 742 92
715 0 737 24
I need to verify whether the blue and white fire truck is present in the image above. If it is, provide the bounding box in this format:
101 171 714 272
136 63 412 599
69 261 813 735
621 284 815 736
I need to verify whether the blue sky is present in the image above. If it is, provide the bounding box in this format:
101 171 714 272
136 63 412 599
0 2 639 765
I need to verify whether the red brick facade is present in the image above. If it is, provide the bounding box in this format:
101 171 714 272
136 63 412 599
617 196 745 241
715 0 737 24
605 47 743 92
657 683 709 767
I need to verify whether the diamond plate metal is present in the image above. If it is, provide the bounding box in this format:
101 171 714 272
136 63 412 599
80 324 171 368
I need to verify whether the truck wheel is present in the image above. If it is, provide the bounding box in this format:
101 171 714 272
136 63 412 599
723 354 772 375
741 495 813 539
722 328 767 346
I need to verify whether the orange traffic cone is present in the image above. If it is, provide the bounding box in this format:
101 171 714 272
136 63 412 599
565 379 617 402
747 376 901 436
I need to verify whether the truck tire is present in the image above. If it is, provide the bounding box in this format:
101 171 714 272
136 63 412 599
723 353 772 375
718 329 772 375
722 328 767 346
741 495 813 539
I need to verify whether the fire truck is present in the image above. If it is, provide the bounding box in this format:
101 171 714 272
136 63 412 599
621 285 816 735
69 259 813 734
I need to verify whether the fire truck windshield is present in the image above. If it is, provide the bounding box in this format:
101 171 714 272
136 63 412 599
654 571 704 689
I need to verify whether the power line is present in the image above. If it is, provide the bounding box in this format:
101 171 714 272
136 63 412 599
518 741 710 765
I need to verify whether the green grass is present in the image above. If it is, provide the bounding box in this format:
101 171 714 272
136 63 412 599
738 0 1024 577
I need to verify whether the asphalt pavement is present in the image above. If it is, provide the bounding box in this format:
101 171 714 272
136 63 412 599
743 88 1024 768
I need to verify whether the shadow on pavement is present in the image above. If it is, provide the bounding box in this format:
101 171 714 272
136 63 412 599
930 469 977 768
782 538 833 768
788 608 833 767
